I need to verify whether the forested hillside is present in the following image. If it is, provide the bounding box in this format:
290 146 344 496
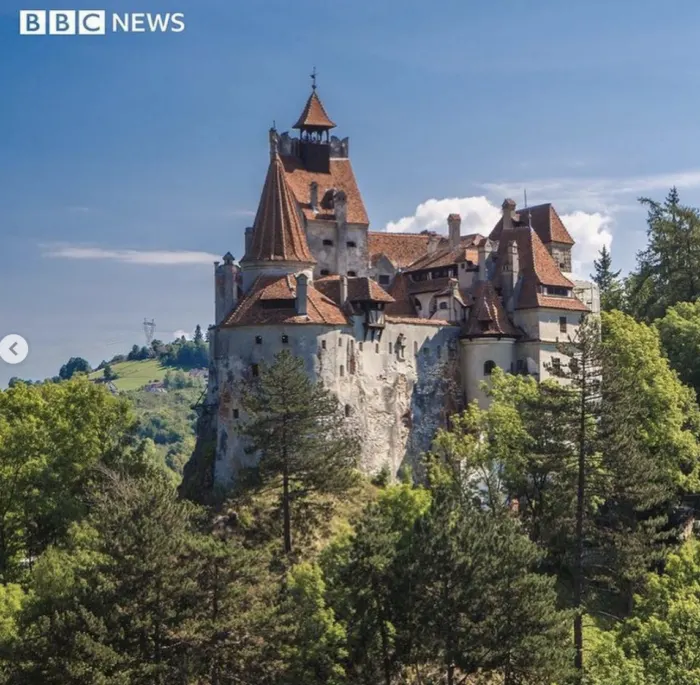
3 188 700 683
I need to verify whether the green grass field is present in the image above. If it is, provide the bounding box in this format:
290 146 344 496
89 359 168 391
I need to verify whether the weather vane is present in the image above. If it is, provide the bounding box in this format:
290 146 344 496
311 66 317 91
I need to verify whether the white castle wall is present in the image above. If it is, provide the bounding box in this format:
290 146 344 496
461 338 515 408
210 318 460 486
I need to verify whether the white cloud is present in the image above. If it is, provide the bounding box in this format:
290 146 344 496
559 211 612 278
172 329 192 341
44 246 220 265
386 196 501 235
383 196 612 280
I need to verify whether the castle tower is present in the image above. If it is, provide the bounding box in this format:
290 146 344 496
293 71 336 173
239 140 317 291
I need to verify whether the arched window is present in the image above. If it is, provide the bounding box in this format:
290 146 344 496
484 360 496 376
345 404 351 417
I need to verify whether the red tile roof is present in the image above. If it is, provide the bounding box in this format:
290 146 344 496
404 236 483 273
385 273 418 317
241 154 316 264
222 275 348 327
493 227 588 311
490 203 574 246
314 275 395 304
281 156 369 225
293 90 336 130
462 281 521 338
368 233 433 268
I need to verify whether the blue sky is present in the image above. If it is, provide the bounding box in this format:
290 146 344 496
2 0 700 385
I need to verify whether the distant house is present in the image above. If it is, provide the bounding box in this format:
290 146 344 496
144 381 167 393
188 368 209 379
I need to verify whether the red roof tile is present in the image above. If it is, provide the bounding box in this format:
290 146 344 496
281 156 369 225
222 275 348 327
241 154 316 264
385 273 418 317
490 203 574 246
314 275 395 304
492 226 588 311
368 233 433 268
293 90 336 130
462 281 521 338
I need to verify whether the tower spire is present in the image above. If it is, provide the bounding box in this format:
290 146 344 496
310 66 317 91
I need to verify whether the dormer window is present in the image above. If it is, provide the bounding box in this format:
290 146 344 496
347 241 356 248
348 270 357 277
320 269 330 276
323 239 334 246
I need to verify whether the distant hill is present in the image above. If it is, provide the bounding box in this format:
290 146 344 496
89 359 169 391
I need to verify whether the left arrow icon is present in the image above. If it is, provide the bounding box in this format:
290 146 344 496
0 335 29 364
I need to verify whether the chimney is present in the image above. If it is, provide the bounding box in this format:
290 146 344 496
501 198 517 232
309 182 319 213
334 190 348 275
339 275 348 306
333 189 348 225
215 252 239 324
503 240 520 313
447 213 461 249
244 226 253 256
478 240 492 282
427 233 441 254
296 273 308 316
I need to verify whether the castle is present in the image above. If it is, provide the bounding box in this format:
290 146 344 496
188 80 599 488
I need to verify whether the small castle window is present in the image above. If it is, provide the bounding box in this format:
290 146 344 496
251 364 259 377
359 342 363 351
233 408 239 419
320 269 330 276
379 275 390 286
484 360 496 376
345 404 351 417
437 345 442 357
551 357 561 373
340 365 345 377
347 241 356 248
570 358 579 374
282 334 289 344
414 298 422 310
348 270 357 277
414 341 418 354
389 342 393 354
375 343 379 353
424 347 430 357
559 316 567 333
339 338 343 347
255 335 262 344
323 239 334 246
439 301 448 310
321 340 327 350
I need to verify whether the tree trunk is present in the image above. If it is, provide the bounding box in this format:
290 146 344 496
283 453 292 555
574 368 586 680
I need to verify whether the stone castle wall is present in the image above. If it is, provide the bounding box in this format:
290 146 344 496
209 318 460 486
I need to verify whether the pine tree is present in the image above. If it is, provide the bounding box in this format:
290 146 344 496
628 187 700 321
591 245 624 311
239 350 360 555
407 467 570 685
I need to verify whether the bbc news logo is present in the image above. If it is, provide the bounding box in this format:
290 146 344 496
19 10 186 35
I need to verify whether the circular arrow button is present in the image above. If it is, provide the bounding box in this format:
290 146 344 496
0 334 29 365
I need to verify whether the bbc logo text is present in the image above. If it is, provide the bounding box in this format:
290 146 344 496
19 10 186 35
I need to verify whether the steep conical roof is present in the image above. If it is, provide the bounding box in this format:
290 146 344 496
293 90 336 130
241 154 316 264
